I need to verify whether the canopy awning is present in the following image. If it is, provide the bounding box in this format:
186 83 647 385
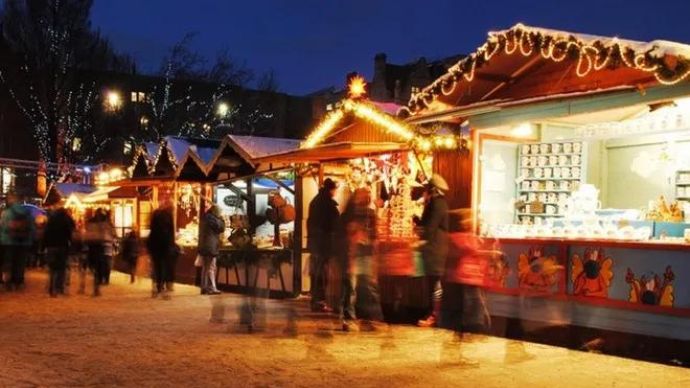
255 141 409 164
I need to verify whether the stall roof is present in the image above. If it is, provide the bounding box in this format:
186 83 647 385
254 141 409 164
403 23 690 120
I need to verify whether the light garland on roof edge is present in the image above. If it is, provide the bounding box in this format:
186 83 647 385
403 23 690 115
303 100 468 152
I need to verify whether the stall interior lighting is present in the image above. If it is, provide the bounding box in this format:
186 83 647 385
511 123 534 138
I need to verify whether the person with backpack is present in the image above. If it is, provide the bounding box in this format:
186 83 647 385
43 206 76 296
0 193 36 291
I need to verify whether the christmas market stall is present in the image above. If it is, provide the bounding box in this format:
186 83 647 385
204 134 303 298
403 23 690 340
255 76 470 318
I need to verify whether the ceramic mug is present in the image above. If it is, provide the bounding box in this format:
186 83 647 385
531 181 541 190
553 167 562 178
529 156 537 167
560 181 571 191
534 167 543 178
522 181 531 191
573 142 582 153
521 157 529 167
548 193 557 203
563 143 573 153
545 180 555 190
559 155 569 166
558 193 568 203
528 193 537 201
546 205 556 215
540 144 550 154
538 156 548 166
530 144 540 154
521 168 530 179
552 143 562 154
561 167 571 178
544 168 552 178
549 155 558 165
572 167 581 178
538 193 547 202
521 144 530 154
572 155 581 165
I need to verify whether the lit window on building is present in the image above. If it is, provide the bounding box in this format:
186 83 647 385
131 91 148 103
326 103 333 111
1 167 15 195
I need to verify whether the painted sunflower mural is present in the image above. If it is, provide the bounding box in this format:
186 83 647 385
572 248 613 297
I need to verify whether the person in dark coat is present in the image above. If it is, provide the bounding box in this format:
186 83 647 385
198 204 225 295
418 174 450 327
307 178 340 312
121 228 139 284
147 200 176 298
85 209 109 297
0 194 36 291
43 207 76 296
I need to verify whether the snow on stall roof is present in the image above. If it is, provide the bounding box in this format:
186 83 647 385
228 135 300 159
192 146 216 165
164 137 191 165
54 183 96 197
491 23 690 59
144 142 159 161
371 101 403 116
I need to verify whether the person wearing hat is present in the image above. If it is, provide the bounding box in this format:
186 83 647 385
417 174 450 327
307 178 340 313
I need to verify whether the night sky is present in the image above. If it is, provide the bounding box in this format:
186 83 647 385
91 0 690 95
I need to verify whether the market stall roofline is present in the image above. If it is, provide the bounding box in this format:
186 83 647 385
253 141 409 164
403 23 690 117
405 85 636 124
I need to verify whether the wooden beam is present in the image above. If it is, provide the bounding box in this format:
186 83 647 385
264 175 295 195
475 72 512 83
479 55 544 102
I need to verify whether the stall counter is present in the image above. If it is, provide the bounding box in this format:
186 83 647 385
481 236 690 339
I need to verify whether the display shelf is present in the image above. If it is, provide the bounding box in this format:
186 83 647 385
518 189 572 193
518 177 583 181
516 141 587 223
516 212 564 217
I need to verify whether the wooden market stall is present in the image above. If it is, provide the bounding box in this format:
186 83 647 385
255 77 471 319
122 135 304 296
403 23 690 340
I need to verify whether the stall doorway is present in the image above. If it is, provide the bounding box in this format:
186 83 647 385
479 139 519 226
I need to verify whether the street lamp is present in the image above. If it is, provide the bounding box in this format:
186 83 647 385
105 90 122 112
216 102 229 118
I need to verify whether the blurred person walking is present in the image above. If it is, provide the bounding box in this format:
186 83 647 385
147 200 176 298
43 206 76 297
340 187 383 331
121 228 139 283
0 193 36 291
307 178 340 313
417 175 450 327
101 210 115 285
85 209 109 297
198 204 225 295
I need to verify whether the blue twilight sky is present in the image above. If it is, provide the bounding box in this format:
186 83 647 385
90 0 690 95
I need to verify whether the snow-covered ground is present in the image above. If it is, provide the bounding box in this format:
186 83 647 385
1 270 689 387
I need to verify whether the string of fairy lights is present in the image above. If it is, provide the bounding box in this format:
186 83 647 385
402 23 690 115
301 97 468 152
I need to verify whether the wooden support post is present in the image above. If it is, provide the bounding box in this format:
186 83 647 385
293 172 304 297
